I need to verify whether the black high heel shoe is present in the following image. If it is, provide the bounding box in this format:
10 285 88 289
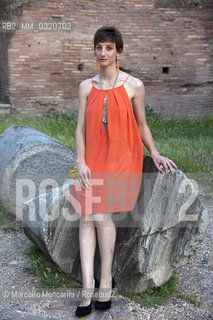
75 277 99 317
75 300 92 317
94 277 116 310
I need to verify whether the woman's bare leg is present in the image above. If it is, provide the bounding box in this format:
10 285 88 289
78 215 96 306
93 213 116 301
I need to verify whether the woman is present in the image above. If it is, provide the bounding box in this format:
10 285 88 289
70 26 178 317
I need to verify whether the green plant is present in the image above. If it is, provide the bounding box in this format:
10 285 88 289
121 274 179 309
24 245 80 289
121 273 203 309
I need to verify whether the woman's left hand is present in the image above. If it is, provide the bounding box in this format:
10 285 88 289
151 151 178 176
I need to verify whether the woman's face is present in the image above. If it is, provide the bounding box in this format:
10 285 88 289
95 41 118 68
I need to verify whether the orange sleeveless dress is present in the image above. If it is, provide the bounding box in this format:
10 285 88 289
70 75 143 216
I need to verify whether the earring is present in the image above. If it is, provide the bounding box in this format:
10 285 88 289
116 56 119 70
95 57 97 70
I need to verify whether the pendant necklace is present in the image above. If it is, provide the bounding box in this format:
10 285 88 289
100 70 119 126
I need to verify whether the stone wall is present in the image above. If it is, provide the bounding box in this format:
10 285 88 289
0 0 212 116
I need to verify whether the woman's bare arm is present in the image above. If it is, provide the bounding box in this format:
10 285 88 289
75 80 91 189
133 79 159 155
132 80 159 156
75 81 87 165
132 79 178 175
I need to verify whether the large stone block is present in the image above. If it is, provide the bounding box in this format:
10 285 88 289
0 125 76 220
22 156 209 293
0 125 209 293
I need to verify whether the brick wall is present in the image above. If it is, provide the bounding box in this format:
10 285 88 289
1 0 213 116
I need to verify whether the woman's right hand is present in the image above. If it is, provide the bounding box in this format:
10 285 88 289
76 162 91 190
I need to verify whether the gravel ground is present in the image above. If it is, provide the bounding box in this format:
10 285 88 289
0 178 212 320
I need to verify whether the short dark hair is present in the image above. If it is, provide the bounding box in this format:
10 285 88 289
94 26 123 54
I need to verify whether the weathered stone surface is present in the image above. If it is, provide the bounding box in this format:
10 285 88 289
0 125 209 293
23 181 78 269
22 154 209 293
0 125 76 220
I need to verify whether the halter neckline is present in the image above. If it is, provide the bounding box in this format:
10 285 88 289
92 74 130 91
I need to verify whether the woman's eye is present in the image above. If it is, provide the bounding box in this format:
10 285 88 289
96 46 113 50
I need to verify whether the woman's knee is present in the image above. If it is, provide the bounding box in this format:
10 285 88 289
93 213 114 228
80 215 95 228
